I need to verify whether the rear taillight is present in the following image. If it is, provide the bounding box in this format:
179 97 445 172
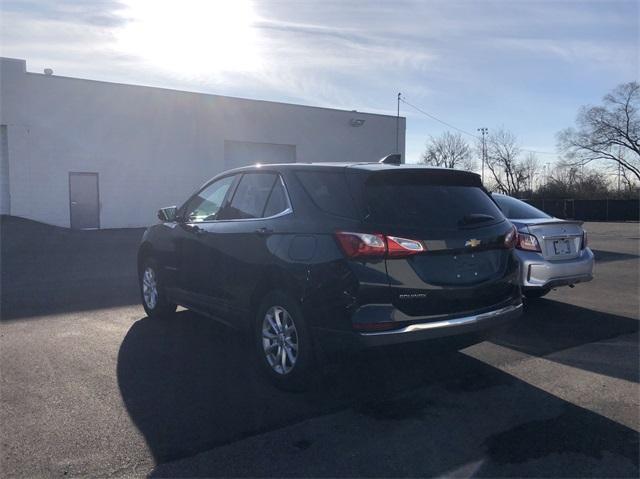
335 232 425 259
581 231 588 249
334 232 386 258
516 232 541 252
504 225 517 249
386 235 425 257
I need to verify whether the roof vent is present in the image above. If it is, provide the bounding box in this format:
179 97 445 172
379 154 402 165
44 68 53 76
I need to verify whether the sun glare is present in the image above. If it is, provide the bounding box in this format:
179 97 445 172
116 0 263 77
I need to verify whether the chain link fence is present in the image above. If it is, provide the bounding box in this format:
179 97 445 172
524 199 639 221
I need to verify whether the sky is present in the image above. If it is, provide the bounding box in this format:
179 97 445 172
1 0 638 164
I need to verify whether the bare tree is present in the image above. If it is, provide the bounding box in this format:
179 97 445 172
522 152 541 192
421 131 475 171
558 81 640 181
537 160 609 199
484 129 529 196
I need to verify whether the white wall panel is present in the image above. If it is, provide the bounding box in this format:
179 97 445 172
0 57 406 228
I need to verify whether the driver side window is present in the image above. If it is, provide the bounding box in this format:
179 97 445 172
184 175 235 222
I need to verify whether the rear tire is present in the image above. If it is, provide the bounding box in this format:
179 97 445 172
254 291 315 391
139 258 177 319
524 288 550 300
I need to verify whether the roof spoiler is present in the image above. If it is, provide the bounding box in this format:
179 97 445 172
379 154 402 165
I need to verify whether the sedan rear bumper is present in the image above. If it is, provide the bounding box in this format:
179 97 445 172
356 301 522 347
516 247 594 289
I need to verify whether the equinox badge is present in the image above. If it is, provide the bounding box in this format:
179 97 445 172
465 238 481 248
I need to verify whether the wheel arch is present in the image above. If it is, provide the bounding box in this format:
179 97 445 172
137 241 155 276
248 265 308 328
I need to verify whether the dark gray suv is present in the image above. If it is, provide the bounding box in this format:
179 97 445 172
138 162 522 389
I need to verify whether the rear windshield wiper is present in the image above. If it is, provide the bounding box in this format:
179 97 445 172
458 213 496 226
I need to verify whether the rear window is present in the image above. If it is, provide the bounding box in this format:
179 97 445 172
362 174 505 230
493 194 551 219
295 170 358 218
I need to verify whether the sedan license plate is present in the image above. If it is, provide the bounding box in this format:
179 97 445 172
553 239 571 255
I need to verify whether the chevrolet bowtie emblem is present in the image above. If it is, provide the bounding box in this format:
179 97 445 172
465 238 481 248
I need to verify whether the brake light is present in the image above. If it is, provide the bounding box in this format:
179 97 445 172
504 225 517 249
516 232 541 252
581 230 588 249
335 232 425 259
334 232 386 258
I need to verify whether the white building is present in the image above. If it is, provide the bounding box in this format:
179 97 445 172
0 57 405 229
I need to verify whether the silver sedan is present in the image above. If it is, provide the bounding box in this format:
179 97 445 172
492 194 594 299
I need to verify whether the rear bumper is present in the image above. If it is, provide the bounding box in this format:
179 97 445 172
313 300 523 352
355 301 522 347
516 247 594 289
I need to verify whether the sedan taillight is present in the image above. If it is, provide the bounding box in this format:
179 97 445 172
335 232 425 259
581 230 588 249
516 232 541 252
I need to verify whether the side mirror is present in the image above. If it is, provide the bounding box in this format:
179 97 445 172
158 206 178 222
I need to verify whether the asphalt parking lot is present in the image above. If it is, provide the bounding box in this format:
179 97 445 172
1 216 638 477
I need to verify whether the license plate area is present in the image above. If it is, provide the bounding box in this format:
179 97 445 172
553 239 571 255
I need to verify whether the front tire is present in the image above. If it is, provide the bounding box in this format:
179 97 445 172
254 292 315 391
139 258 177 319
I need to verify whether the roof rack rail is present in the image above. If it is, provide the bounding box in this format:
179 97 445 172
379 154 402 165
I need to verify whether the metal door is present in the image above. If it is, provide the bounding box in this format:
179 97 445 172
69 172 99 229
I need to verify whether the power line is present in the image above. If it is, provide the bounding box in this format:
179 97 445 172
400 97 478 138
399 95 557 156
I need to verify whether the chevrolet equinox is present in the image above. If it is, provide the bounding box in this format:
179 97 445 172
138 162 522 389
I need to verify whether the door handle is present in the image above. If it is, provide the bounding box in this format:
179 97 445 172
186 224 205 235
255 227 274 235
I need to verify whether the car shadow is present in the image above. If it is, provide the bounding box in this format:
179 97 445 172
118 303 639 476
491 299 639 382
591 249 640 263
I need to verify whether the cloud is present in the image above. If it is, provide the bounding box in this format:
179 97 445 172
1 0 637 161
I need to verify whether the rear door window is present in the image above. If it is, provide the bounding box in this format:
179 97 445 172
263 177 290 217
219 172 278 220
296 170 357 218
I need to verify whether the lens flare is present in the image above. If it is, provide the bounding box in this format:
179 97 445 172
116 0 263 77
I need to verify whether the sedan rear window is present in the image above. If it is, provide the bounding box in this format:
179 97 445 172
493 194 551 219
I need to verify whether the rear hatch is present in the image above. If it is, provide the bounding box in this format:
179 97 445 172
347 168 519 318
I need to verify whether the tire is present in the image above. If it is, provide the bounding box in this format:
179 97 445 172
139 258 177 319
524 288 550 300
254 291 315 391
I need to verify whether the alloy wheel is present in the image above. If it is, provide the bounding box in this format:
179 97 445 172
142 266 158 310
262 305 299 375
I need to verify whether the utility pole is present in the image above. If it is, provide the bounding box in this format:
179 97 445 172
477 127 488 183
396 92 401 154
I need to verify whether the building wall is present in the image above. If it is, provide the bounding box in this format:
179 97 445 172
0 58 405 228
